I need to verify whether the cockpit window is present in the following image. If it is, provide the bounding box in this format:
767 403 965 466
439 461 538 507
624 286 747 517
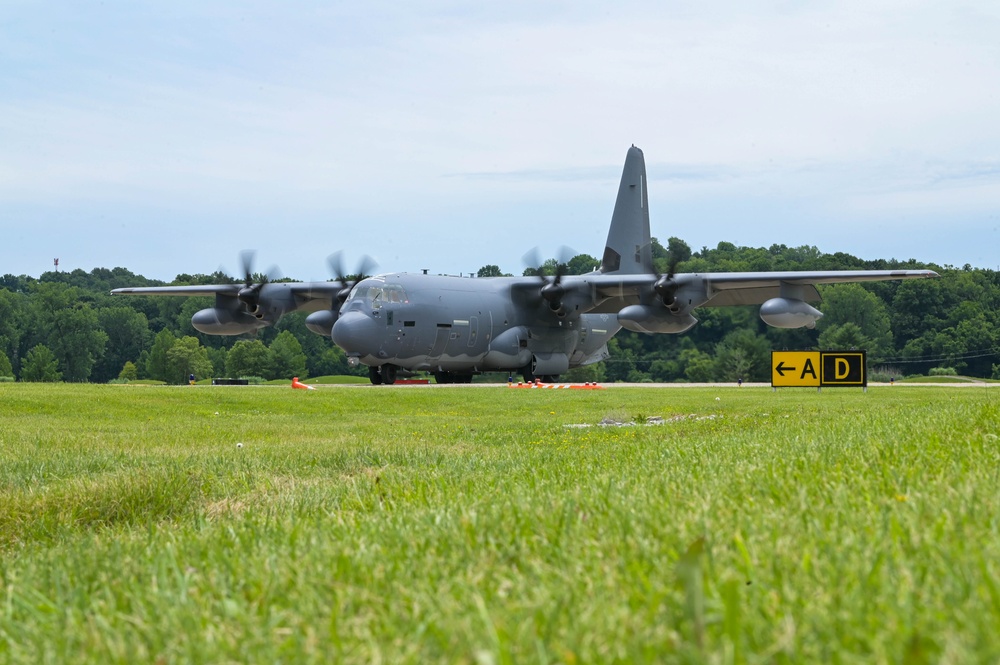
347 283 407 307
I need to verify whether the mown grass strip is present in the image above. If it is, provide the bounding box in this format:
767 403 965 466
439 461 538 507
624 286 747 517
1 384 998 663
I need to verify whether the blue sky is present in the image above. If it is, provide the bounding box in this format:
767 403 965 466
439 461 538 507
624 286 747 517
2 1 998 281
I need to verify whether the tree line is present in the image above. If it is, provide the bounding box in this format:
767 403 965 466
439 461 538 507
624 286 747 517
1 239 998 383
0 268 362 384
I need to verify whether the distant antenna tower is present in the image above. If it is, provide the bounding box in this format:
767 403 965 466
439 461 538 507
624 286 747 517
54 258 59 272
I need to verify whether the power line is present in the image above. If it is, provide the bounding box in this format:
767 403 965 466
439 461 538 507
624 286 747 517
872 347 1000 365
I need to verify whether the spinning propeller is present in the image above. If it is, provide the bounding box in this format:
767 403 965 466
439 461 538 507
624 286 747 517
327 251 378 306
652 252 682 308
235 250 282 315
523 247 574 314
301 252 376 339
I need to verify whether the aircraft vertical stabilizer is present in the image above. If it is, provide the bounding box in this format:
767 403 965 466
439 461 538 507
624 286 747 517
600 146 652 275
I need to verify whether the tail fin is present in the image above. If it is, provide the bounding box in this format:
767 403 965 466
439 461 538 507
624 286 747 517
599 145 652 275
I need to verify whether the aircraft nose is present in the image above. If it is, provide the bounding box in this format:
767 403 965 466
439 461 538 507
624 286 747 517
331 310 377 355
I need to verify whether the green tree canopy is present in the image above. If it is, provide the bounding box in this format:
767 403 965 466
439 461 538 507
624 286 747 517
818 322 871 353
145 329 177 382
165 336 214 384
0 351 13 378
477 265 503 278
269 330 308 379
93 307 151 383
310 346 360 378
566 254 599 275
225 339 273 379
714 329 772 382
681 348 715 383
28 283 108 382
21 344 61 382
816 284 893 359
665 237 692 265
0 288 28 376
118 361 139 381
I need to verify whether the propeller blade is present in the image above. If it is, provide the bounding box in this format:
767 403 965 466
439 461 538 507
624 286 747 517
521 248 544 279
327 251 345 283
554 245 576 274
326 253 378 304
653 250 681 306
239 249 256 287
233 251 282 314
523 247 577 312
356 255 377 281
667 251 680 279
256 264 282 291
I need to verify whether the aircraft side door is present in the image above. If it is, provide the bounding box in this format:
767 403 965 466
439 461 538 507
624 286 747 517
428 324 451 361
467 312 493 360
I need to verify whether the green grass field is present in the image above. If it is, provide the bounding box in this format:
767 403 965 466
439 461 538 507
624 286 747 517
1 383 998 663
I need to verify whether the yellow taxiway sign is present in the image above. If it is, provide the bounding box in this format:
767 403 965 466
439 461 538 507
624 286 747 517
771 350 867 388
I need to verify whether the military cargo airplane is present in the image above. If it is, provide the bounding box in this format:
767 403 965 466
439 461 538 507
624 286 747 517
111 146 937 384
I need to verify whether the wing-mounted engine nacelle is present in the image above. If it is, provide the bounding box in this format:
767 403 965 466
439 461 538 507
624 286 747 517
305 309 338 337
538 283 592 319
549 290 592 318
192 308 266 335
617 304 698 334
759 298 823 329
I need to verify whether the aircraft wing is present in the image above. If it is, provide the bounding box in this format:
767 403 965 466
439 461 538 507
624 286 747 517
110 281 349 334
110 284 241 296
578 268 938 309
110 282 344 300
691 269 938 307
691 269 939 288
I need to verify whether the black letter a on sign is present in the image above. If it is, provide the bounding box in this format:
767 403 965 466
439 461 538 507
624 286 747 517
801 358 818 380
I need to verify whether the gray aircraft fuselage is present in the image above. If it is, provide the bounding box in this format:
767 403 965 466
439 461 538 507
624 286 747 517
331 272 619 382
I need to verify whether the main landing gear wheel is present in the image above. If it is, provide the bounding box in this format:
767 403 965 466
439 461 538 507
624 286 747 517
379 364 398 385
369 366 382 385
